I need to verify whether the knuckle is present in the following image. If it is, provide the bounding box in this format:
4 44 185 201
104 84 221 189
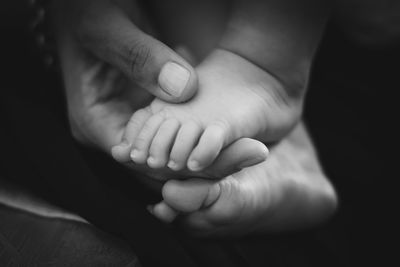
127 42 152 81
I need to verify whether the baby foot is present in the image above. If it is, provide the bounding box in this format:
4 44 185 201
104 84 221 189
113 49 302 171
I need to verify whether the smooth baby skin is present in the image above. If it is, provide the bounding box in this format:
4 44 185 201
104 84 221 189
113 49 300 171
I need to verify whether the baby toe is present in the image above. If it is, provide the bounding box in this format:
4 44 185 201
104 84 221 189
124 108 152 143
187 122 229 171
131 113 165 164
148 119 180 168
111 140 132 162
168 121 202 171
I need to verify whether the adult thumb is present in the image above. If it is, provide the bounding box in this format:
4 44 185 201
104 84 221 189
80 6 198 103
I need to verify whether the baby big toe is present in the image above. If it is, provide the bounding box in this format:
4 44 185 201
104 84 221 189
111 140 132 162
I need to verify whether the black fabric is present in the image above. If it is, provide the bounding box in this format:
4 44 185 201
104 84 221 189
0 204 141 267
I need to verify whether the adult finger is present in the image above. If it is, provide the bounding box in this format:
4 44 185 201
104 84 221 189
78 2 198 103
204 138 269 178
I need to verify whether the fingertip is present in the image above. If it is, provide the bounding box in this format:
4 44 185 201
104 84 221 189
258 142 269 159
238 139 269 168
254 141 269 162
187 160 202 172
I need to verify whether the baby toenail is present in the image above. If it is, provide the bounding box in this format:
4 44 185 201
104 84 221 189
130 149 140 160
167 160 179 170
188 160 201 171
147 156 157 166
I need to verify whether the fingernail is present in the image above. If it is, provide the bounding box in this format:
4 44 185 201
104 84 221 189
159 62 190 97
187 160 201 171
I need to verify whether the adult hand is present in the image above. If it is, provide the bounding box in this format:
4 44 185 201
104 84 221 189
52 0 270 184
51 0 198 151
152 123 338 236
